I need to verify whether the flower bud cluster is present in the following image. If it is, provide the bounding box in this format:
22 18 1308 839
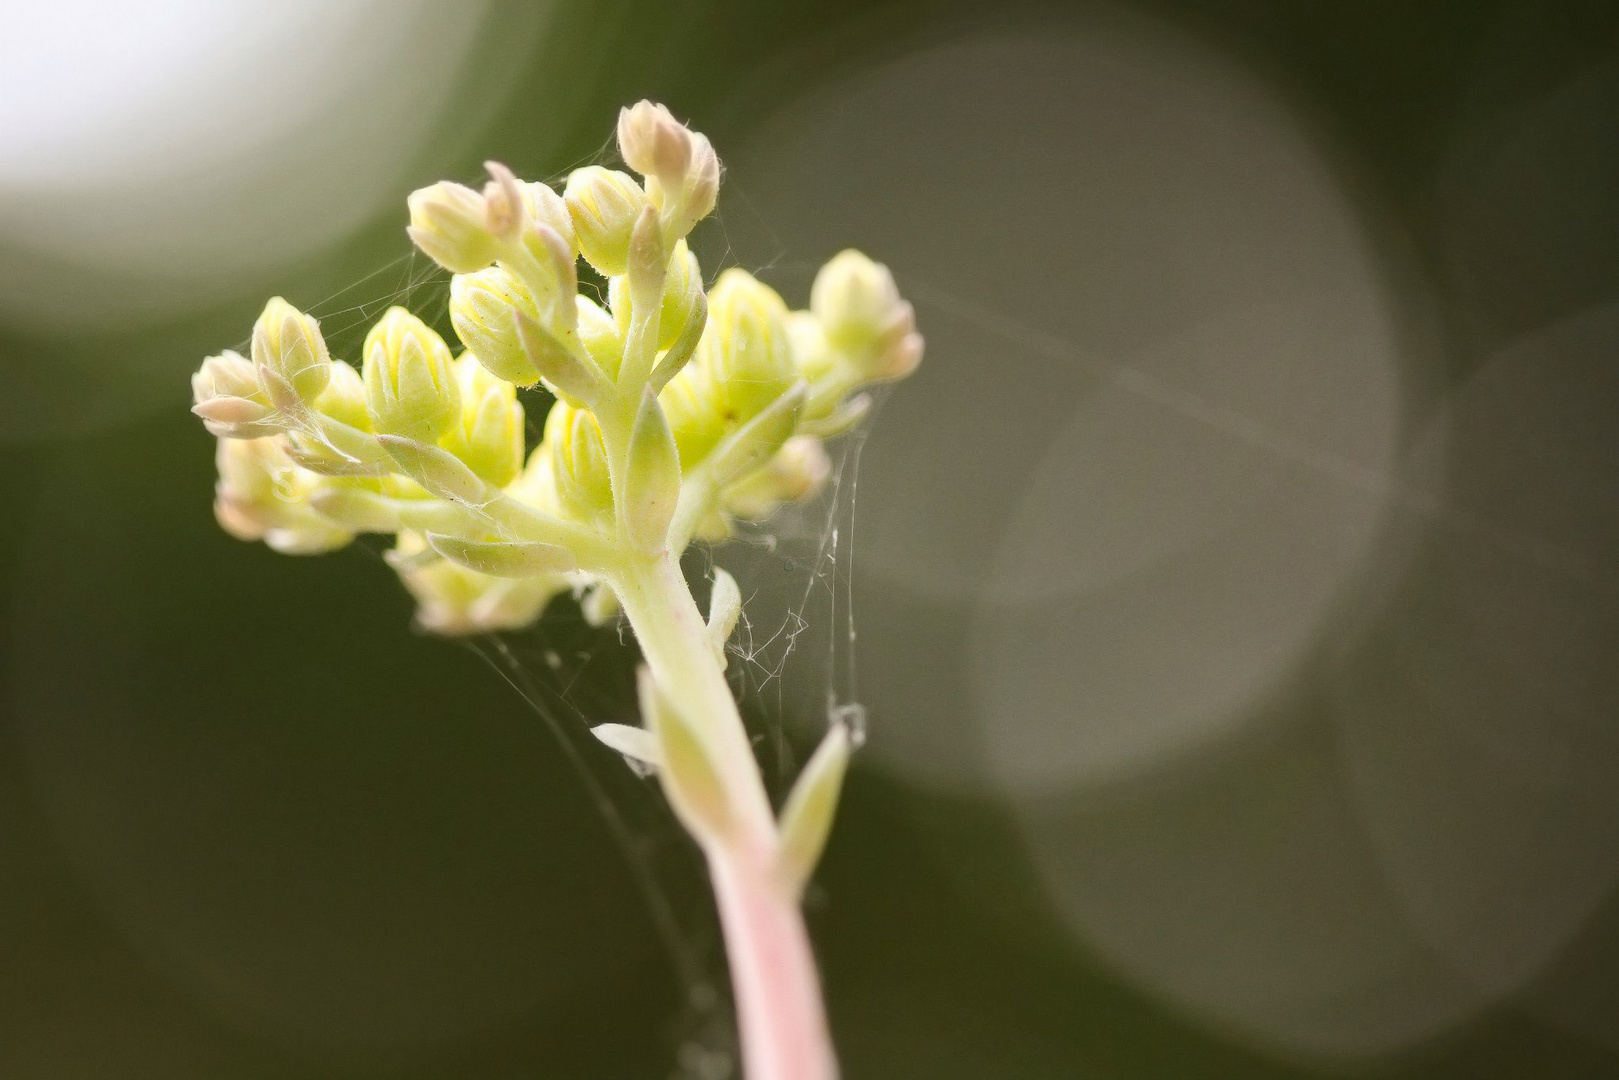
190 101 922 634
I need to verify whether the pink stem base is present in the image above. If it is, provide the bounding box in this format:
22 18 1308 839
709 851 839 1080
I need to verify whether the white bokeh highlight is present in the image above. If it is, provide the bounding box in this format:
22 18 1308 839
0 0 493 328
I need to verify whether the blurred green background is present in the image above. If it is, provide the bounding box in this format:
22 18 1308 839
5 1 1619 1076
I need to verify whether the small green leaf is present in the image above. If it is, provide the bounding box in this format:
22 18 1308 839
639 666 732 845
376 434 486 504
777 721 852 897
622 388 682 553
426 533 577 577
513 310 604 407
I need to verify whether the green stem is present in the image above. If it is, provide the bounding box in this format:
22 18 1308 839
609 553 839 1080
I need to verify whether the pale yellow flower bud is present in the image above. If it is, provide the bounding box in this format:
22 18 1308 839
810 249 898 348
251 297 331 410
481 161 527 241
809 249 923 382
660 240 702 349
786 310 835 382
450 267 541 386
659 361 728 468
390 532 565 635
514 219 582 334
192 350 279 438
616 101 721 241
702 268 796 420
618 100 693 187
575 295 624 378
521 178 578 255
606 239 705 354
363 307 461 442
407 181 497 274
565 166 650 276
679 133 720 228
313 361 371 431
544 400 614 525
441 354 525 487
724 435 831 521
213 437 352 554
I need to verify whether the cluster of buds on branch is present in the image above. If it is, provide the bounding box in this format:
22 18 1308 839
190 101 920 1080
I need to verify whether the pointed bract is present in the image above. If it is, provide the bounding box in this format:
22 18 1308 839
776 721 852 897
706 566 741 668
427 533 577 577
591 723 662 773
639 666 732 845
377 434 487 504
622 388 682 553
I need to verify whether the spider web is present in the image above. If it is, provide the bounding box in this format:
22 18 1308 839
285 238 874 1080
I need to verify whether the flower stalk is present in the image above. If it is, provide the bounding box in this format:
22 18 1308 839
189 100 922 1079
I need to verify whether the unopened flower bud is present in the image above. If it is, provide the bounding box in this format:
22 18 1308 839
565 166 650 276
809 249 924 384
875 326 924 381
362 307 460 442
810 249 902 350
545 400 614 525
214 436 352 554
606 238 702 352
724 434 831 520
192 350 279 438
659 241 702 348
618 101 693 188
665 132 720 239
313 361 371 431
450 267 541 385
407 181 497 274
252 297 332 410
617 101 722 241
685 134 719 217
442 355 525 487
390 531 565 635
786 310 835 381
522 179 577 254
702 268 795 420
659 362 728 468
481 161 527 240
515 220 581 333
575 295 624 378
